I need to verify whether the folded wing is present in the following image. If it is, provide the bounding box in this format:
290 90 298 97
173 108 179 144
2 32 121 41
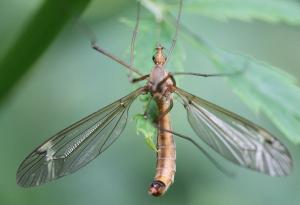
175 87 292 176
17 88 143 187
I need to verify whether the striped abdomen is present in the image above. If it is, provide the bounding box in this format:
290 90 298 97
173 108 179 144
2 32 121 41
149 98 176 196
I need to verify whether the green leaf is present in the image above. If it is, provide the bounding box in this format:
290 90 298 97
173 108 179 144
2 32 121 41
181 26 300 143
120 11 185 74
132 0 300 144
0 0 91 105
181 0 300 24
134 114 158 152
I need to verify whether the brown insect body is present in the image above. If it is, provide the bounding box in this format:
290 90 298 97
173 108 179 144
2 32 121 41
147 46 176 196
149 99 176 196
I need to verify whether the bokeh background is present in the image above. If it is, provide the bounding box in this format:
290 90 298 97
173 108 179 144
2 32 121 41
1 0 300 205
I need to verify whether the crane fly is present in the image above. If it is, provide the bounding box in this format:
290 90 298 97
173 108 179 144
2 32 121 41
17 0 292 197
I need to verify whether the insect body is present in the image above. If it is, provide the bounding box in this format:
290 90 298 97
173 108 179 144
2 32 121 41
16 0 292 197
147 46 176 196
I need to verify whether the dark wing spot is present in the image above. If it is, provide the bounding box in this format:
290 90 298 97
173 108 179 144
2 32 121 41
265 138 274 145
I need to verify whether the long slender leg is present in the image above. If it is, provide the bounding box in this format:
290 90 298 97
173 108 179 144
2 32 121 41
130 1 141 68
157 127 235 178
77 13 144 77
173 19 251 77
91 42 143 76
156 73 176 92
154 67 247 86
131 74 150 83
169 75 176 87
163 0 183 69
143 94 154 117
171 67 248 77
143 96 173 123
157 98 173 121
153 69 246 92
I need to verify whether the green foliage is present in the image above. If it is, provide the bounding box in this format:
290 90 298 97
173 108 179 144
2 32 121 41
134 114 158 152
133 94 159 150
120 13 185 74
1 0 300 145
186 34 300 143
169 0 300 24
3 1 300 204
0 0 91 104
139 0 300 144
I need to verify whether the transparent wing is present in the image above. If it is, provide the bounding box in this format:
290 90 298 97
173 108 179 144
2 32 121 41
17 88 143 187
175 87 292 176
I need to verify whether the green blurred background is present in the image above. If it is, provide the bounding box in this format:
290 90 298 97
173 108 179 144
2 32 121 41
1 0 300 205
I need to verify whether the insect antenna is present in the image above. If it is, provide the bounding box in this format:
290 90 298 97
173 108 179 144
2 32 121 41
130 1 142 69
163 0 183 69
